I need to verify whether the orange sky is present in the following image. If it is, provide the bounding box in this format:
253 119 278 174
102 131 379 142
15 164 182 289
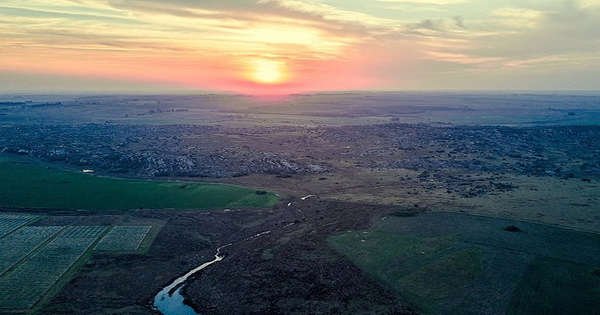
1 1 599 94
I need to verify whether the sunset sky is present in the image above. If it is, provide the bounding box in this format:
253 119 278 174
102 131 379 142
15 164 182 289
1 0 599 94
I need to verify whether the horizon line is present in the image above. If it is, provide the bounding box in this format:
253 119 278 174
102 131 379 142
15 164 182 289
2 89 600 97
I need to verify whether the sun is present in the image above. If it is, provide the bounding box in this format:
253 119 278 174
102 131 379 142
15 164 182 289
248 59 287 84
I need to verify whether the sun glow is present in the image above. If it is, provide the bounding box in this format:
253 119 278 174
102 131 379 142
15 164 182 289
248 59 287 84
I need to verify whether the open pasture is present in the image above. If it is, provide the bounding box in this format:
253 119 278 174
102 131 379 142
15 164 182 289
0 225 107 311
329 212 600 314
0 155 279 211
95 225 152 252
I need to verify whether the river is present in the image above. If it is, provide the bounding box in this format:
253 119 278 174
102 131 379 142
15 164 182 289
152 229 274 314
153 244 231 315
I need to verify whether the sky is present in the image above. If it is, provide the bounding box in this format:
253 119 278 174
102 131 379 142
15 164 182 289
1 0 599 94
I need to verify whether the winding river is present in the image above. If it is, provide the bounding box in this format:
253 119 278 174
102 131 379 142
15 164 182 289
153 230 272 314
153 244 231 315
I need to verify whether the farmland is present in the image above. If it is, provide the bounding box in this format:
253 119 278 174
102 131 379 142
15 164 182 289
0 215 163 313
0 226 107 310
95 225 152 252
328 212 600 314
0 155 278 211
0 215 38 237
0 226 63 275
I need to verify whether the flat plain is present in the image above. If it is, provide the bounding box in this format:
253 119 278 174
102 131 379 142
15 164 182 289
0 93 598 314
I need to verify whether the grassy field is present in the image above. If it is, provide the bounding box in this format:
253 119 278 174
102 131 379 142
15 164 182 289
508 257 600 315
0 155 278 211
329 212 600 315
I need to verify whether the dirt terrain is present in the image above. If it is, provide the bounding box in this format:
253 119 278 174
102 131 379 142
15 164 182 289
33 200 417 314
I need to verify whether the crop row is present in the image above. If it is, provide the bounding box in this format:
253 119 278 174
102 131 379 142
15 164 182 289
95 225 152 252
0 225 107 310
0 226 63 276
0 215 38 238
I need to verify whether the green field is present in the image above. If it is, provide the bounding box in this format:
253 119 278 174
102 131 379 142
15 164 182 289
329 213 600 315
0 225 107 310
509 257 600 315
0 156 278 211
95 225 152 252
0 216 163 313
0 214 38 237
0 226 63 275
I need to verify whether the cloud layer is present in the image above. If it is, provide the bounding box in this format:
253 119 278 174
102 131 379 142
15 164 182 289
1 0 599 93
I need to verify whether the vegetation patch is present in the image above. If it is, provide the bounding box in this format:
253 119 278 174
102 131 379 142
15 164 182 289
508 258 600 315
329 231 455 279
0 226 63 275
95 225 152 252
329 212 600 314
0 214 39 237
328 230 474 314
0 215 164 313
503 225 522 232
0 226 107 311
398 248 483 314
0 156 278 211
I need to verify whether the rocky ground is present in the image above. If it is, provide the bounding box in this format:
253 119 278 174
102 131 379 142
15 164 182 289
1 124 597 198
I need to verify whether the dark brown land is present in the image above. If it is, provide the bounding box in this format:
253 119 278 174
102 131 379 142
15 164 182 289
37 200 418 314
